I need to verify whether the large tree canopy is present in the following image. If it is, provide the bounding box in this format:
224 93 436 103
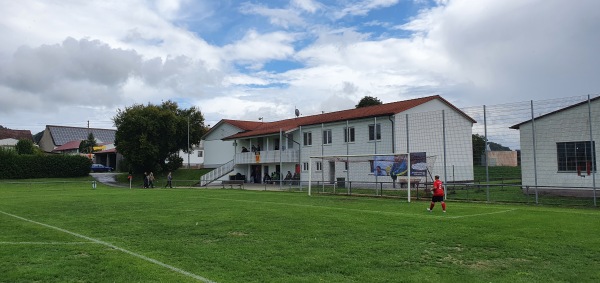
355 96 383 108
113 101 206 172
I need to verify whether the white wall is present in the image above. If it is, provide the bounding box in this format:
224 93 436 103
519 100 600 188
396 100 474 182
203 123 240 168
298 99 474 184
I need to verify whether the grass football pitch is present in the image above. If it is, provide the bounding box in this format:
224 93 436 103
1 179 599 282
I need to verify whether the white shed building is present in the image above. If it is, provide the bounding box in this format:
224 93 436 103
510 97 599 190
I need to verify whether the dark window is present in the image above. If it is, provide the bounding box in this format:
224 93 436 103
556 141 596 173
303 132 312 146
344 127 355 143
323 130 332 145
368 124 381 141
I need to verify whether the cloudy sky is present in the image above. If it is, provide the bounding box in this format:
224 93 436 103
1 0 599 134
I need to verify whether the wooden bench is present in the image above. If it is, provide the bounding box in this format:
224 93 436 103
221 180 244 189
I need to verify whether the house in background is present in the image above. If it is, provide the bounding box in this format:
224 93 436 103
201 95 476 186
0 127 33 149
481 151 518 166
202 120 263 169
38 125 121 169
177 140 205 169
510 97 599 191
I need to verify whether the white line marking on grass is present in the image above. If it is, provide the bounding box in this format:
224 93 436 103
191 196 434 218
192 195 522 220
0 241 99 245
446 209 517 219
0 210 215 283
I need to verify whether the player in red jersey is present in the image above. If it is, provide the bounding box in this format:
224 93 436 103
428 175 446 212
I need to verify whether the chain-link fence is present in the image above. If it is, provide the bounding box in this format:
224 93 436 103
298 94 599 207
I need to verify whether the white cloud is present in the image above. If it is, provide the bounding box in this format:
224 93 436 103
239 2 305 29
1 0 600 135
411 0 600 104
292 0 322 13
222 30 297 67
334 0 400 19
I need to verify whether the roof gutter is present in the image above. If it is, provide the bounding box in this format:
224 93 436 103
389 115 395 153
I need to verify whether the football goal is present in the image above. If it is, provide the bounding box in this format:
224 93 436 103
308 153 438 202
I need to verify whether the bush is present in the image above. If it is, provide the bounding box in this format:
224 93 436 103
165 154 183 172
0 149 91 179
15 139 35 155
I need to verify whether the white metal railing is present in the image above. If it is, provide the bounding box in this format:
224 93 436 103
234 149 300 164
200 159 234 186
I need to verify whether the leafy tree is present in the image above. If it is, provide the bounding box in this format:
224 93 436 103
79 133 97 154
164 154 184 172
489 141 511 151
472 134 512 165
472 134 486 165
113 100 205 173
355 96 383 108
15 139 35 155
33 131 44 144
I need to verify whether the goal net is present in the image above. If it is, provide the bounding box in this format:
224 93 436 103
308 153 438 202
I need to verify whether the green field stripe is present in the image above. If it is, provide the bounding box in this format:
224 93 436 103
0 241 99 245
0 210 216 283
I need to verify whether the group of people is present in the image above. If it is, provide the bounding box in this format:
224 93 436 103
142 171 173 188
261 170 300 185
241 145 262 153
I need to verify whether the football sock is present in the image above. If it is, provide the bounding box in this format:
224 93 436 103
441 202 446 211
429 202 434 210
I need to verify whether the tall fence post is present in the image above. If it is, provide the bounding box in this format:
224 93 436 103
588 95 597 207
484 105 490 202
531 100 539 204
406 114 410 203
442 110 448 199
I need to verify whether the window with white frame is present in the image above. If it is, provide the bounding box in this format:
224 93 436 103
303 132 312 146
316 161 322 171
323 129 332 145
344 127 355 143
368 123 381 141
197 150 203 157
303 162 309 171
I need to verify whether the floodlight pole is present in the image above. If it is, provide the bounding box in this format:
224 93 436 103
187 115 190 169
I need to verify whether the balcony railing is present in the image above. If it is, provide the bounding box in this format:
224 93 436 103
234 149 300 164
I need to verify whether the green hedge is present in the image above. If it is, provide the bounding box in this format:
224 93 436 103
0 149 91 179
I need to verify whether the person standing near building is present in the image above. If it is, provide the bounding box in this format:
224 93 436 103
165 171 173 188
428 175 446 212
149 172 155 188
143 172 149 188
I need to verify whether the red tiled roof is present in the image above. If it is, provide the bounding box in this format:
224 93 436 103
52 140 82 151
222 95 476 140
0 128 32 141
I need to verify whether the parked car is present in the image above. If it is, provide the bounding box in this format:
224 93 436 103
91 164 113 172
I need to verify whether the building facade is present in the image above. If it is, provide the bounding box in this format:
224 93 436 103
201 95 476 186
511 97 599 189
